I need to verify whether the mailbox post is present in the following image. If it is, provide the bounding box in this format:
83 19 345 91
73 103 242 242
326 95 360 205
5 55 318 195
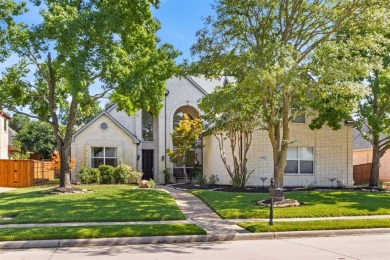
268 178 284 225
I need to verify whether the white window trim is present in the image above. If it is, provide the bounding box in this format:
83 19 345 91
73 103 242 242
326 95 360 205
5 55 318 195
285 146 314 175
91 147 118 168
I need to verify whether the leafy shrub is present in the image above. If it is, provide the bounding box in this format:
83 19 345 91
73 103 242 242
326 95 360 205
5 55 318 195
99 165 115 184
113 163 132 184
90 168 100 184
193 174 207 186
79 167 101 184
78 167 90 184
208 175 219 185
163 168 171 184
129 171 143 183
149 179 156 188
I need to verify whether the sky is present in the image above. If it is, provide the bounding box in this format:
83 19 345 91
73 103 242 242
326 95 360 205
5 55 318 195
1 0 216 113
153 0 215 62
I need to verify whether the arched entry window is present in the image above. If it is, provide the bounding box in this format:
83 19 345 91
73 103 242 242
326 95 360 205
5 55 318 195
173 112 193 129
171 106 201 179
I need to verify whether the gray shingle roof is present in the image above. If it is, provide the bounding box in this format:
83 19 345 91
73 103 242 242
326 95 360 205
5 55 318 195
353 127 372 150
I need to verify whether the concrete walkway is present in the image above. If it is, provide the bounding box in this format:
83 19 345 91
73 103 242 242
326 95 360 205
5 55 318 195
159 185 250 235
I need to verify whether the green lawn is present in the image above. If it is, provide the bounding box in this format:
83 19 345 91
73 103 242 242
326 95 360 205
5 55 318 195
0 185 185 224
192 190 390 219
0 224 206 241
239 219 390 232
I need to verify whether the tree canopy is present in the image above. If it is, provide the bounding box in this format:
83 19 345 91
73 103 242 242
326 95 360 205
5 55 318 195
190 0 388 187
0 0 179 188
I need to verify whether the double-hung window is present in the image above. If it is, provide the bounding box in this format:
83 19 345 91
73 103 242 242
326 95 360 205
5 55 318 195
91 147 117 168
285 147 314 174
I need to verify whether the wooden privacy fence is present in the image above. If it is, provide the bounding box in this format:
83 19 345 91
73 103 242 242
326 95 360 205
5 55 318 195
353 163 372 185
0 160 54 187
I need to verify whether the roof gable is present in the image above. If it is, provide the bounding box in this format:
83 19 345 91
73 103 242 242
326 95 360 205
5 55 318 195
72 111 140 144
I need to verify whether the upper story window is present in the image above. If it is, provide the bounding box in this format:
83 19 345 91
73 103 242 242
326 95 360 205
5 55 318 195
285 146 314 174
4 118 7 132
291 108 306 123
142 111 153 141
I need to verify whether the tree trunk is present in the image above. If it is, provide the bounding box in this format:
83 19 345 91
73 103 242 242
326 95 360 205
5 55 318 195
369 137 380 187
270 93 291 188
59 143 72 188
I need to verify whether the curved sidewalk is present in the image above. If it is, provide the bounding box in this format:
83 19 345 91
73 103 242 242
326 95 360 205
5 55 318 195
159 185 250 235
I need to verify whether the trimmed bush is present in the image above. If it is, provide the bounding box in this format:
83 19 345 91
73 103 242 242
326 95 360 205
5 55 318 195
78 167 90 184
99 165 115 184
78 167 101 184
113 163 132 184
90 168 100 184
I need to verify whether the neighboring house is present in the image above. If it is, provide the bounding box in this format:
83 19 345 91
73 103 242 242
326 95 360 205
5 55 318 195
353 128 390 183
71 76 354 187
7 127 20 159
0 110 11 159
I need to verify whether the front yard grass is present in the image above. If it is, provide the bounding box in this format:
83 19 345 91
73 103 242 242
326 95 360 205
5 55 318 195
0 185 185 224
192 190 390 219
0 224 206 241
239 219 390 232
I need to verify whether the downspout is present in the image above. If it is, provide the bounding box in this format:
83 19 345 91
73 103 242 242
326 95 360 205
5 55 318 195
164 90 170 170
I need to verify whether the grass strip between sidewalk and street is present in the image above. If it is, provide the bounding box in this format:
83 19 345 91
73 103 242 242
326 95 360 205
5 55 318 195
0 224 206 241
192 190 390 219
238 219 390 232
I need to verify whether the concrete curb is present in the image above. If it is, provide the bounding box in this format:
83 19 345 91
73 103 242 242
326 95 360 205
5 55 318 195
1 228 390 249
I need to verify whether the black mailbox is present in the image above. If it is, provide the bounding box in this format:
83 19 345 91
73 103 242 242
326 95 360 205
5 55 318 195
269 187 284 202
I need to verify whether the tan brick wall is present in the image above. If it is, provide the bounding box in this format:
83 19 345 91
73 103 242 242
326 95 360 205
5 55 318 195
203 117 353 187
71 114 138 182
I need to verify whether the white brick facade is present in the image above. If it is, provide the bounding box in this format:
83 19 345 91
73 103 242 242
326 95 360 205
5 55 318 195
71 76 353 187
0 112 10 159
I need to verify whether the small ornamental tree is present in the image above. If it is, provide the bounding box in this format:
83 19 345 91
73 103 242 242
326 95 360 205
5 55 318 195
199 82 260 188
167 113 203 182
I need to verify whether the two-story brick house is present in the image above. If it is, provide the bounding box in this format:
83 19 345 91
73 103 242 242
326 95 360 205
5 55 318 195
71 76 354 187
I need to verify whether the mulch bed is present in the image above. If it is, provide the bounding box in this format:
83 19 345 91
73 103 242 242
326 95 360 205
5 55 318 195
169 183 388 193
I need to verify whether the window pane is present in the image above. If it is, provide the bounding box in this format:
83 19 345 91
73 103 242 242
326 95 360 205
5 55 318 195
292 114 305 123
285 160 298 173
300 161 313 174
105 158 117 167
186 151 196 167
142 111 153 141
92 147 104 157
291 108 306 123
287 147 298 160
105 147 116 157
92 158 104 168
299 147 313 160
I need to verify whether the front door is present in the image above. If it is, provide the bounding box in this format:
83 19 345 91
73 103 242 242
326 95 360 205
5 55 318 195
142 150 154 180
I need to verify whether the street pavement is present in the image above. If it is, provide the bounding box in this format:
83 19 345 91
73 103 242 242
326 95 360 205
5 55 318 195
1 233 390 259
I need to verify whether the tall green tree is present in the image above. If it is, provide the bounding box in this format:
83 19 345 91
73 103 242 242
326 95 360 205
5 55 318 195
351 15 390 187
190 0 386 187
15 120 57 159
9 113 30 132
199 82 260 188
167 113 203 183
0 0 178 189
